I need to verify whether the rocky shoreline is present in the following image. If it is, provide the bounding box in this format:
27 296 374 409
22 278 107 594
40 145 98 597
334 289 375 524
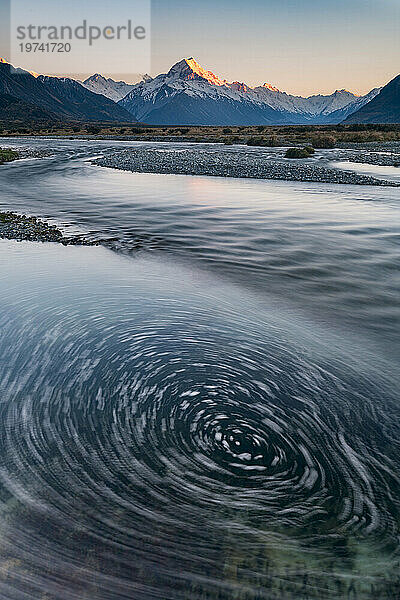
0 146 55 162
0 212 98 245
334 142 400 166
17 148 55 160
93 147 399 186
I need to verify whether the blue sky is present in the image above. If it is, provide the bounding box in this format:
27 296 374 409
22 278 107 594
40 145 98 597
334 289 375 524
1 0 399 95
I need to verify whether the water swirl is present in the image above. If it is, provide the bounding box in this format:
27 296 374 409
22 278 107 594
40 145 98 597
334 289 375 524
0 244 398 599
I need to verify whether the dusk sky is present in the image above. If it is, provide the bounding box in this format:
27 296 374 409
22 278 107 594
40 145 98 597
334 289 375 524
0 0 399 96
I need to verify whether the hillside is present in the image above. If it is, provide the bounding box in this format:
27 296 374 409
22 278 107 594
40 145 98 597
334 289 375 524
0 92 56 123
344 75 400 124
0 61 135 123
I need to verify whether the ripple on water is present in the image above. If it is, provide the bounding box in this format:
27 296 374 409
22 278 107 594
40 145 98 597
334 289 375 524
0 241 399 600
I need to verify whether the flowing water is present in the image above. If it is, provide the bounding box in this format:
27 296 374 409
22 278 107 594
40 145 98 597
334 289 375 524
0 139 399 599
330 161 400 184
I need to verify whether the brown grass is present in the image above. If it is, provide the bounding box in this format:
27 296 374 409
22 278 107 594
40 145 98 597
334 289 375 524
1 123 400 145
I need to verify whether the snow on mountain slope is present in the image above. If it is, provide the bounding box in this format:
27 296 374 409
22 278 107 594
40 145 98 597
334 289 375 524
119 59 290 125
173 57 227 86
253 86 364 116
81 73 152 102
1 55 379 126
325 87 382 123
119 57 379 125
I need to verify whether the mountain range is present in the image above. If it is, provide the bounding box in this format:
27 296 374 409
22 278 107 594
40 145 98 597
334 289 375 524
0 59 135 123
119 58 382 126
0 56 398 126
81 73 152 102
344 74 400 124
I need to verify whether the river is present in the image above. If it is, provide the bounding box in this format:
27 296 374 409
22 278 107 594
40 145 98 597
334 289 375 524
0 138 399 599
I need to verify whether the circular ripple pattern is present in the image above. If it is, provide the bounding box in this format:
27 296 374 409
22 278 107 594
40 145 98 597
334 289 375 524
0 258 399 599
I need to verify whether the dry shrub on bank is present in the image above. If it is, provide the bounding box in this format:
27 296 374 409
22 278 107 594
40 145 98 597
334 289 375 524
311 134 337 149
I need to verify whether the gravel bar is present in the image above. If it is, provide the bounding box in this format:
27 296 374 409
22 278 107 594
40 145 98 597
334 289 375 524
0 147 54 161
334 142 400 166
16 148 55 160
0 212 98 245
93 148 399 186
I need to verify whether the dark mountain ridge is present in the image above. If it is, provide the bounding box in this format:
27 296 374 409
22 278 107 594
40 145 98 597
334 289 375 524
343 74 400 124
0 60 135 123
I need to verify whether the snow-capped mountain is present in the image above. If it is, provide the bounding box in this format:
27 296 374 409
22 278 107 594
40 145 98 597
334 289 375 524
119 57 381 126
324 87 383 123
81 73 151 102
252 86 375 118
119 58 289 125
0 55 384 126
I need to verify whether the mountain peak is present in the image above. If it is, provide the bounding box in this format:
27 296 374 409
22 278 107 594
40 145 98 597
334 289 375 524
81 73 151 102
84 74 105 83
334 88 359 97
230 81 250 93
262 82 279 92
168 57 226 86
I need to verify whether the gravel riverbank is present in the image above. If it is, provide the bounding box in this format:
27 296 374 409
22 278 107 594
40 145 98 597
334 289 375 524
93 147 400 186
334 142 400 166
0 146 55 161
18 148 55 159
0 212 98 245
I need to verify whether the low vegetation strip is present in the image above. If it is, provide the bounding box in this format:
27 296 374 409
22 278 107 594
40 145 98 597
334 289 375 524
2 123 400 146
